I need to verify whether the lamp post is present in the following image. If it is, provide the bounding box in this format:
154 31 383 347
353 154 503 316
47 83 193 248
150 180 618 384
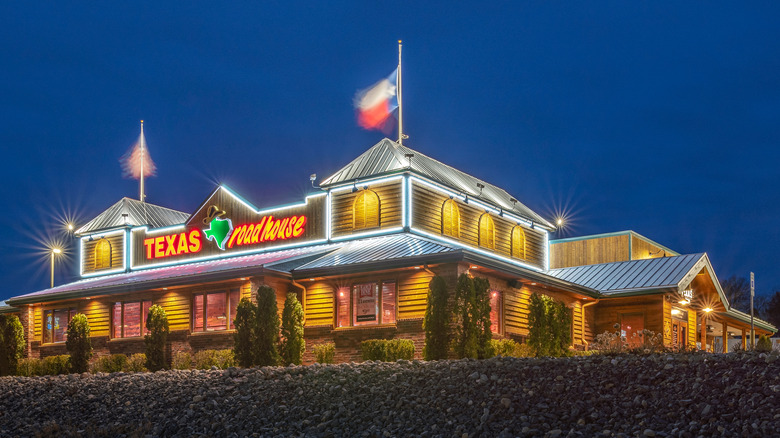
50 248 62 288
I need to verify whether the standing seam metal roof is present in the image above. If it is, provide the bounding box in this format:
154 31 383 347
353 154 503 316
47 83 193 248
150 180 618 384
75 198 190 235
546 254 705 294
320 138 552 227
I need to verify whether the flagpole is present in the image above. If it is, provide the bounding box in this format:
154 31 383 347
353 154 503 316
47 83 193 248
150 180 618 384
139 120 145 202
397 40 403 146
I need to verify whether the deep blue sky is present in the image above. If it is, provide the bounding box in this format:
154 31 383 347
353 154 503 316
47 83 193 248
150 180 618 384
2 2 779 300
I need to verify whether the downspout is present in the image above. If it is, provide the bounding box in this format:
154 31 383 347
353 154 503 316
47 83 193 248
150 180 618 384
581 299 600 350
290 277 308 318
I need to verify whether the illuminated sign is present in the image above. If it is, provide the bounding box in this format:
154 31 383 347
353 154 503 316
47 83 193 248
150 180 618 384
144 229 203 259
227 215 306 249
681 289 693 301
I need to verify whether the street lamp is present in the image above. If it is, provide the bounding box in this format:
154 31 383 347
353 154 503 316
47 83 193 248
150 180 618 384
50 248 62 288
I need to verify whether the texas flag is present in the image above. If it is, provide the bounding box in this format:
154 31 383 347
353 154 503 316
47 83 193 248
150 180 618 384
354 69 398 131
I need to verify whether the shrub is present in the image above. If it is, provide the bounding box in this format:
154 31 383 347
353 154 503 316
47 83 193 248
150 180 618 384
172 352 193 370
125 353 147 372
361 339 414 362
592 326 665 355
17 358 42 377
490 339 521 357
0 314 26 376
313 343 335 364
280 293 305 365
144 305 169 371
194 349 236 370
91 354 128 373
233 297 257 368
528 293 572 357
41 355 70 375
756 334 772 353
255 285 280 367
423 276 450 360
66 313 92 373
451 274 493 359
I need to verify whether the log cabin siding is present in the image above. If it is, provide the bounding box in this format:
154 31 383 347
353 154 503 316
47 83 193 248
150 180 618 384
157 290 190 332
663 298 672 346
82 300 111 337
688 310 697 347
331 181 403 238
82 233 125 274
630 235 668 261
504 286 531 337
411 181 545 268
593 296 664 338
304 281 335 327
550 234 629 269
397 270 433 320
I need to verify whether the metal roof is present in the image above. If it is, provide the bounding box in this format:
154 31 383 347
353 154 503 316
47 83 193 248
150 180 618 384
546 253 705 295
293 234 458 271
8 245 339 305
75 198 190 235
320 138 552 228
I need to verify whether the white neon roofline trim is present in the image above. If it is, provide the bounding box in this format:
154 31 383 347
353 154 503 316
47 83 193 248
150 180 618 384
401 176 408 228
329 226 404 243
79 229 127 277
220 185 327 216
132 224 186 236
131 238 330 271
328 175 404 194
409 176 552 230
411 227 544 272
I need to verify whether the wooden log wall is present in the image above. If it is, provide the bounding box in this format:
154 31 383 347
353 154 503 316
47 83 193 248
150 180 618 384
662 298 672 346
593 295 664 339
630 235 669 261
411 181 545 269
81 233 125 275
331 180 403 238
549 234 629 269
687 310 697 347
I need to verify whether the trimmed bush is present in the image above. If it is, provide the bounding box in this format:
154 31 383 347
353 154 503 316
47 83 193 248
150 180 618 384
528 293 572 357
17 358 42 377
361 339 414 362
233 297 257 368
66 313 92 373
193 349 235 369
313 343 335 364
255 285 281 366
172 352 193 370
144 305 169 371
451 274 493 359
490 339 521 357
125 353 148 372
0 314 26 376
756 334 772 353
41 355 70 375
423 276 450 360
91 354 128 373
280 293 305 365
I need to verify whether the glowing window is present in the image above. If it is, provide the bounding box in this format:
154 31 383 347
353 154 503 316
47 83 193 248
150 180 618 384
441 199 460 238
112 300 151 338
489 290 502 334
192 289 240 332
478 213 495 249
511 226 526 259
336 280 396 328
95 239 112 269
353 189 380 230
43 308 76 344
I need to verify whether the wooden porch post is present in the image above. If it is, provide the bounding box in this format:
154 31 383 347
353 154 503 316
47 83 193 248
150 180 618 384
700 314 707 351
741 328 747 350
722 320 728 353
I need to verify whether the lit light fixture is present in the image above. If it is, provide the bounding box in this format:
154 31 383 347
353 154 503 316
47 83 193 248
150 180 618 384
703 307 713 313
470 265 479 269
162 287 168 291
240 277 247 281
678 300 690 305
414 266 420 269
309 278 315 281
671 309 681 316
67 223 75 232
530 282 537 286
556 217 564 227
50 248 63 288
310 174 317 187
491 292 497 298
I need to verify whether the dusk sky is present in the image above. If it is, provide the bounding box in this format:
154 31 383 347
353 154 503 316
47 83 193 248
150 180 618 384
2 3 779 301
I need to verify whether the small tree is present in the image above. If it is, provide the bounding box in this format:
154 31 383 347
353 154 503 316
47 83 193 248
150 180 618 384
233 297 257 367
255 285 280 366
144 305 169 371
423 276 450 360
66 313 92 373
0 315 26 376
280 293 305 365
472 277 493 359
451 274 493 359
528 293 572 357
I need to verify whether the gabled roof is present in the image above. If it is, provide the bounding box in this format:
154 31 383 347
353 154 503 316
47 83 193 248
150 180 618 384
75 198 190 235
320 138 552 227
546 253 705 295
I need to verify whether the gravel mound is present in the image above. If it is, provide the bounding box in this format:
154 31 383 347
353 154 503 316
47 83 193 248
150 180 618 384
0 352 778 437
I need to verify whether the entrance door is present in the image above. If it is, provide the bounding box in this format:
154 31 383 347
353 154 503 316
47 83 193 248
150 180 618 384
672 320 687 349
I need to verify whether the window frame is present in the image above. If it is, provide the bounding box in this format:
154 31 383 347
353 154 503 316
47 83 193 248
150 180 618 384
335 279 397 328
111 300 152 339
489 290 503 335
478 213 495 249
192 288 241 333
353 189 381 230
510 225 526 259
441 198 461 238
42 307 77 344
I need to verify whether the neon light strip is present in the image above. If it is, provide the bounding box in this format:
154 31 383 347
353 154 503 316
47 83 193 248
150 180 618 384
411 227 544 272
133 224 186 236
220 186 327 216
326 192 332 241
79 229 127 277
329 226 404 242
407 174 414 228
409 176 551 230
132 238 330 271
401 176 408 228
328 175 404 194
543 229 549 271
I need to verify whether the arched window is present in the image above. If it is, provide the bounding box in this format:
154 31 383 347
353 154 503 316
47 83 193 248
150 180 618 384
441 199 460 238
353 189 380 230
511 226 526 259
478 213 495 249
95 239 112 269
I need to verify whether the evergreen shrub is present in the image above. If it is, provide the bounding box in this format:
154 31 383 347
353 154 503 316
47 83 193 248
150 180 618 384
255 285 281 366
361 339 414 361
17 358 42 377
0 314 26 376
125 353 148 372
41 355 71 375
451 274 493 359
756 334 772 353
313 343 335 364
172 352 193 370
144 305 169 371
194 349 235 369
91 354 128 373
66 313 92 373
233 297 257 368
528 293 572 357
280 293 305 365
423 276 450 360
490 339 521 357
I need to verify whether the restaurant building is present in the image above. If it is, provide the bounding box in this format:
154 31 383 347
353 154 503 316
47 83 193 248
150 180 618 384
2 139 775 362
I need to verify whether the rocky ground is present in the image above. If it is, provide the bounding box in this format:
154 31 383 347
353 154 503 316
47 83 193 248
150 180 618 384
0 352 778 438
